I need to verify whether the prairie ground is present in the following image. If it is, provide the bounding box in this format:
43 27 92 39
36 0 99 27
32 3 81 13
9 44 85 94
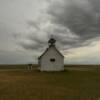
0 66 100 100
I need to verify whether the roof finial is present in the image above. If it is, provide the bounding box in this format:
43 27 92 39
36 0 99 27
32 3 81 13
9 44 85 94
48 34 56 46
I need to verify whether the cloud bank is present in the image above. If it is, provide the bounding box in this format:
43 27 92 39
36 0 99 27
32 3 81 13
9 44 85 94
16 0 100 53
1 0 100 64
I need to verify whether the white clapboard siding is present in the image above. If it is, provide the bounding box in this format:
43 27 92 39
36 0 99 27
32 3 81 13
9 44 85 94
39 46 64 71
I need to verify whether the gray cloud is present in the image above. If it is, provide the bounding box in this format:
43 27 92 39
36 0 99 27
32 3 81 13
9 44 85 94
0 0 100 64
48 0 100 40
17 0 100 52
27 21 40 30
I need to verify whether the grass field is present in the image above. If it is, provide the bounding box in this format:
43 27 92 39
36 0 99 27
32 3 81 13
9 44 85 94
0 66 100 100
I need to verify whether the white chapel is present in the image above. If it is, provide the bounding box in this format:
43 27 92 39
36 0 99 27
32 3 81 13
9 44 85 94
38 37 64 71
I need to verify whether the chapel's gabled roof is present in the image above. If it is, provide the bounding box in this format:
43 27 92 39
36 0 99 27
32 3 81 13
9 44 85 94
38 37 64 60
38 45 64 60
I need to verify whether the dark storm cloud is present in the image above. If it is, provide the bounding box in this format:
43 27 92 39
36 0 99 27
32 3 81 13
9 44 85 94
90 0 100 12
48 0 100 41
18 0 100 51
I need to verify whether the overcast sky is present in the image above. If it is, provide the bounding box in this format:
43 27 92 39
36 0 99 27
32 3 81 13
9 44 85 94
0 0 100 64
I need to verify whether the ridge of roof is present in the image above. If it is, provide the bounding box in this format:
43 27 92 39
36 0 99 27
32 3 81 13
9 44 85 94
38 45 64 59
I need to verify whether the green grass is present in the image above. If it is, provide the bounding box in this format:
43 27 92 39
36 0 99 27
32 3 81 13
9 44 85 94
0 64 38 70
0 68 100 100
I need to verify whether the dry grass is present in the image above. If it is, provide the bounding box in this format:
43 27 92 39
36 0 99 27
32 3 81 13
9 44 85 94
0 68 100 100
